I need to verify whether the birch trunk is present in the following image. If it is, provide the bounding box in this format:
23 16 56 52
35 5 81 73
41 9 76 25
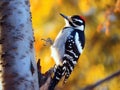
0 0 39 90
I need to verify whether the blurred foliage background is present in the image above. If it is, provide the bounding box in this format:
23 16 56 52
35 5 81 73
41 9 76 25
30 0 120 90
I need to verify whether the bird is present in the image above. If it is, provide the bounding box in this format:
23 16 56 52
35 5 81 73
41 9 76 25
49 13 85 90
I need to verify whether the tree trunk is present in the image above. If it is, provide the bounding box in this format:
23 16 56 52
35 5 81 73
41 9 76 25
0 0 39 90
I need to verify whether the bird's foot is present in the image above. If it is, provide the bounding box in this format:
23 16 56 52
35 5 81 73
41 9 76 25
41 38 53 46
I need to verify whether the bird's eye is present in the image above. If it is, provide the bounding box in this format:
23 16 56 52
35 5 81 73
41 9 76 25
72 19 76 22
72 19 83 26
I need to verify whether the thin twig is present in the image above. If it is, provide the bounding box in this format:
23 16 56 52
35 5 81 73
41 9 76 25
81 70 120 90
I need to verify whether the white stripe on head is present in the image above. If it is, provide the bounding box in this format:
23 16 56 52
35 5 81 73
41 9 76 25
75 32 83 53
74 19 83 23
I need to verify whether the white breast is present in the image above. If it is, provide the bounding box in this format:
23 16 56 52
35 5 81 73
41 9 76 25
51 27 73 66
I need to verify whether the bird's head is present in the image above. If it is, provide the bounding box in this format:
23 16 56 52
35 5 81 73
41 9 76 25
60 13 85 31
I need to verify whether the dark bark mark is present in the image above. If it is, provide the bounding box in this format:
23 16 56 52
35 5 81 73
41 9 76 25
1 51 15 60
0 22 4 27
0 70 2 72
11 47 17 51
0 62 3 65
15 1 23 5
30 40 34 49
1 2 9 7
25 30 28 33
33 35 35 42
13 7 17 10
4 72 19 79
13 34 24 41
30 61 35 75
19 24 24 28
15 52 18 55
2 63 11 67
0 6 2 11
1 52 7 58
18 10 22 14
0 38 4 44
29 12 32 22
26 73 30 78
2 14 9 20
25 0 29 6
20 55 26 60
6 8 12 11
25 0 30 7
26 51 29 54
2 80 5 83
1 22 15 32
1 12 13 21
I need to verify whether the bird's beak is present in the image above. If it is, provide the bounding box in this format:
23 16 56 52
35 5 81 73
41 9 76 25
60 13 70 21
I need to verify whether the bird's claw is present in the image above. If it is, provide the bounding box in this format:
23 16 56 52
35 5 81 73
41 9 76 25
41 38 53 46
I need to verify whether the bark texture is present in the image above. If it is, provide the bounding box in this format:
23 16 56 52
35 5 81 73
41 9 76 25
0 0 39 90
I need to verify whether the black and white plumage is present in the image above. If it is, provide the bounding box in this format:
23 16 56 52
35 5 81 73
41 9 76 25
49 13 85 90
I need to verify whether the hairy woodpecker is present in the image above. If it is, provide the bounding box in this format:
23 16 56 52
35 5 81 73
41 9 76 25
49 13 85 90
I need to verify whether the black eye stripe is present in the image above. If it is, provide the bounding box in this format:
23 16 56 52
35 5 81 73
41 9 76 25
69 21 75 27
73 21 82 25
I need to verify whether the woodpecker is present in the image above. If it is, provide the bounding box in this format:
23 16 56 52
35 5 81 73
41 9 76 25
49 13 85 90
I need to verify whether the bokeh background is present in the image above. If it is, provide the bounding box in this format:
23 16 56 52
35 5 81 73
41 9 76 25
30 0 120 90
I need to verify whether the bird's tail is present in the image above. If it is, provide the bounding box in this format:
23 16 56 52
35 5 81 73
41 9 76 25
48 49 80 90
48 58 74 90
48 65 63 90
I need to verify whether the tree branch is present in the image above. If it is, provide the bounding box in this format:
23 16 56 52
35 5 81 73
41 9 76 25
81 70 120 90
38 58 120 90
37 59 53 90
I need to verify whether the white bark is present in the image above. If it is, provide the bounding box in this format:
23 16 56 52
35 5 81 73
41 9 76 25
0 0 39 90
